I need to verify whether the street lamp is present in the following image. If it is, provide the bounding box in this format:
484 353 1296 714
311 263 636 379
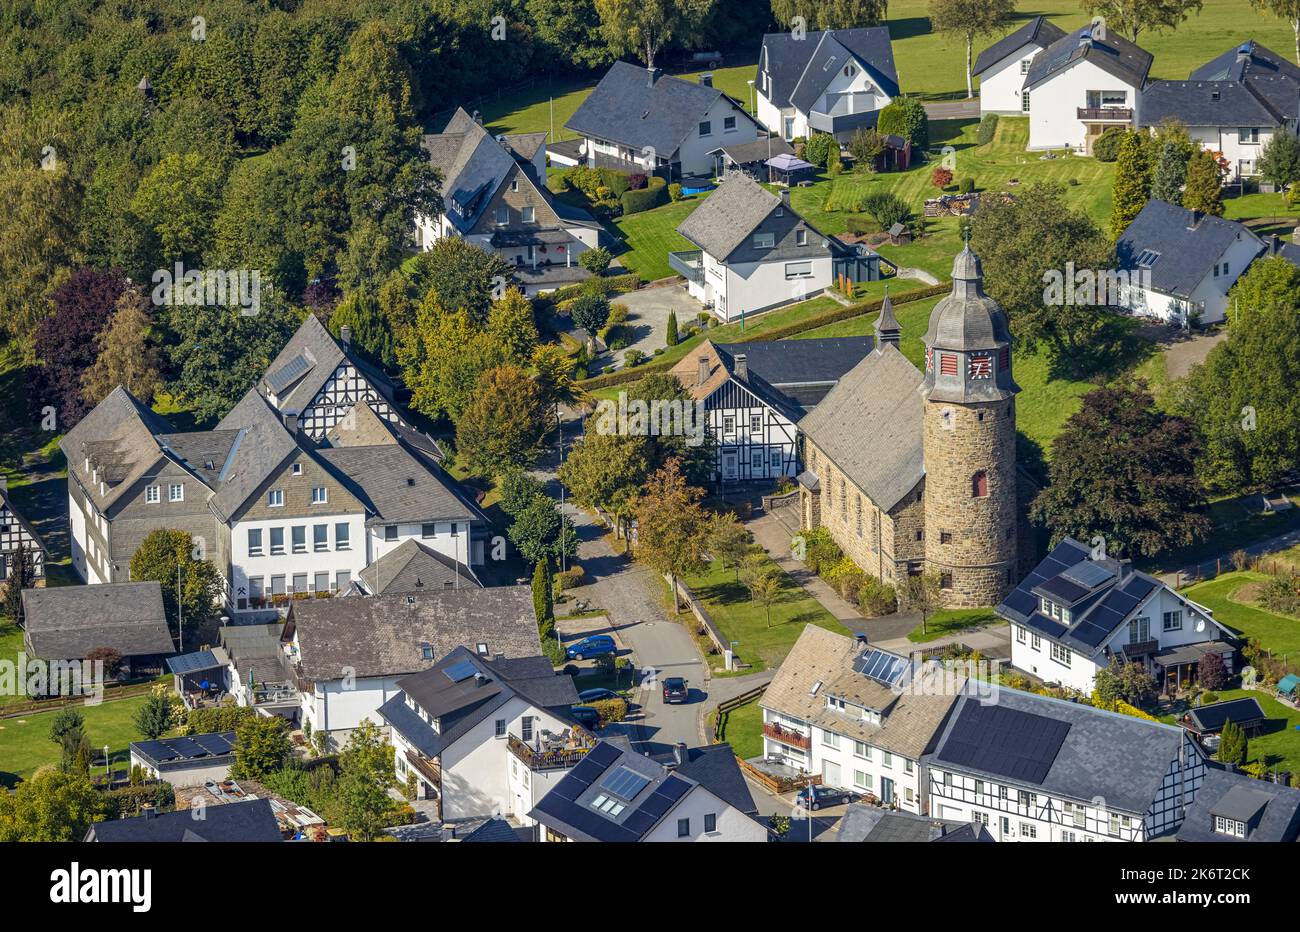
746 79 755 116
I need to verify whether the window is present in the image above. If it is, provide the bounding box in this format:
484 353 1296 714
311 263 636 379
336 570 351 590
1021 91 1030 113
1214 815 1246 838
1020 58 1032 74
311 486 327 504
723 415 736 435
247 529 263 556
1135 249 1161 268
288 525 304 553
749 414 762 433
267 489 284 507
854 770 872 790
1162 610 1183 632
784 260 812 278
169 483 184 502
1129 616 1150 643
522 716 534 741
940 531 953 545
677 818 691 837
495 208 509 225
854 741 870 759
494 719 507 738
1239 127 1260 144
1015 626 1026 644
314 571 329 593
145 485 160 504
796 228 807 246
1051 643 1072 667
1020 822 1037 839
335 523 350 550
522 206 535 223
314 524 328 552
704 813 717 833
753 233 775 249
270 574 286 596
855 497 863 537
270 527 285 555
751 449 762 469
971 471 988 497
291 463 302 476
1031 633 1041 651
904 759 914 775
770 449 782 470
698 120 712 137
1108 813 1130 836
384 525 398 542
822 729 841 749
881 751 892 769
248 577 264 604
940 572 952 589
421 523 436 539
292 572 308 594
844 63 857 77
723 116 736 132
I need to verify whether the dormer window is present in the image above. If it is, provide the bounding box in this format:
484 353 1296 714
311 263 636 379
1214 815 1246 838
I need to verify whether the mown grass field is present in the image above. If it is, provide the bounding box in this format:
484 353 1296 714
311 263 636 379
0 694 150 786
1182 572 1300 658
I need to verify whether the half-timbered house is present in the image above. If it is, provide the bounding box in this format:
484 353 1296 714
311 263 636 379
670 336 871 484
924 685 1207 841
0 476 46 597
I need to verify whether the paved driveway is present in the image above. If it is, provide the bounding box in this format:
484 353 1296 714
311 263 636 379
605 282 701 369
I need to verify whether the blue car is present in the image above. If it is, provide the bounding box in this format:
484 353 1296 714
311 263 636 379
566 635 616 661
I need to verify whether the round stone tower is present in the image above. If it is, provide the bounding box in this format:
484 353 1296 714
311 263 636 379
921 244 1020 607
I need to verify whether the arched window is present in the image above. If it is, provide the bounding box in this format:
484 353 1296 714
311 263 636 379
972 470 989 498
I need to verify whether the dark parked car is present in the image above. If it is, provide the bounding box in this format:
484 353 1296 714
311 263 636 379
661 677 689 704
565 635 616 661
578 688 620 703
569 705 601 729
797 784 859 811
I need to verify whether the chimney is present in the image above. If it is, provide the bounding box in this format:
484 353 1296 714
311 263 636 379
646 66 661 88
734 353 748 381
141 804 157 819
673 742 687 767
1237 42 1253 64
1187 210 1204 230
779 187 790 203
697 355 710 386
471 110 482 125
699 72 713 87
1078 30 1092 49
340 324 352 348
283 410 300 433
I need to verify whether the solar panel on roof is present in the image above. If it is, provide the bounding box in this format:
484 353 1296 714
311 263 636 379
601 766 651 801
942 702 1071 786
1061 561 1116 590
266 354 313 394
443 660 478 683
621 809 659 837
586 742 622 767
858 648 908 687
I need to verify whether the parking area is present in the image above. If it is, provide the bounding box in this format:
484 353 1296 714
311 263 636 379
606 282 701 367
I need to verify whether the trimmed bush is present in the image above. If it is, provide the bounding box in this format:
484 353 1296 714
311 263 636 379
1092 127 1126 162
857 576 898 617
590 697 629 725
578 246 612 275
621 176 669 214
555 565 586 591
976 113 999 146
668 182 683 201
860 190 910 230
958 177 975 194
877 96 929 149
804 132 837 168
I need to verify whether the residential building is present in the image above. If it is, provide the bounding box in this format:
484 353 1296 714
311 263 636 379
756 27 899 141
673 175 873 323
561 62 760 179
670 336 873 483
530 737 766 842
284 585 542 741
1021 24 1153 153
797 247 1035 607
925 684 1208 841
417 108 603 295
1180 697 1267 739
219 622 298 715
759 625 964 814
1114 199 1267 325
377 646 580 823
21 581 174 674
1176 768 1300 842
352 537 482 595
836 804 995 842
85 798 283 842
1138 41 1300 181
973 16 1067 116
0 476 46 596
1000 538 1235 695
129 731 235 788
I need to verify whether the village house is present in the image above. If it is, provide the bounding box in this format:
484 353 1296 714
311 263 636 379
1176 767 1300 842
974 16 1067 116
85 797 284 843
755 27 899 142
128 731 236 789
21 581 174 679
0 476 45 598
836 804 995 842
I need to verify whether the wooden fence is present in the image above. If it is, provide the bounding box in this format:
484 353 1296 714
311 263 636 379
0 679 159 720
666 574 729 660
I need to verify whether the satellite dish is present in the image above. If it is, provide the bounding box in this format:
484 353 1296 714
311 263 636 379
1195 618 1205 633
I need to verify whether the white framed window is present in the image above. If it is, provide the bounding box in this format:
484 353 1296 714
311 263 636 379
698 120 712 137
784 260 812 278
1050 643 1072 667
169 483 184 502
292 526 307 553
1031 633 1041 651
1020 58 1032 74
881 751 892 769
270 527 285 555
1239 127 1260 144
749 414 762 433
247 529 263 556
145 485 160 504
854 741 870 759
1021 91 1030 113
1130 616 1150 642
495 208 509 225
522 206 535 223
267 489 284 507
854 770 872 790
291 463 303 476
1020 822 1037 839
822 729 841 749
796 228 807 246
335 523 350 550
313 524 328 552
1214 815 1245 838
1163 610 1183 632
311 486 327 505
1015 625 1026 644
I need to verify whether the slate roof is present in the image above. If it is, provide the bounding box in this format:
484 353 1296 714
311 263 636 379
356 538 481 595
1184 698 1267 734
759 27 900 110
1261 233 1300 270
670 743 759 816
1177 768 1300 842
0 484 47 556
22 582 174 660
317 444 477 525
258 314 397 418
1190 40 1300 120
325 399 446 467
712 136 795 164
973 16 1068 76
797 342 925 513
86 798 282 842
378 646 578 759
210 388 300 522
1138 79 1287 128
288 586 541 681
837 805 994 842
760 626 962 759
460 816 525 842
423 108 519 233
925 684 1195 814
58 386 175 514
1025 24 1153 91
529 737 760 841
1115 200 1262 300
677 173 783 259
566 61 753 157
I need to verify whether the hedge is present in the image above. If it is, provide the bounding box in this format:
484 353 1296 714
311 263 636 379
578 280 950 390
621 176 668 215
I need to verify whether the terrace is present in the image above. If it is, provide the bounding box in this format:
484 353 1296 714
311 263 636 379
506 725 598 771
668 249 704 284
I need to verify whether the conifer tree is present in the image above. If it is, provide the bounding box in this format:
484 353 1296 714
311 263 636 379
1109 132 1152 239
1183 149 1225 216
1150 140 1189 206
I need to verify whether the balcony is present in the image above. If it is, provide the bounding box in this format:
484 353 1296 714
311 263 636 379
762 720 811 751
808 108 879 136
668 250 704 284
405 749 442 787
1077 107 1133 122
507 727 598 771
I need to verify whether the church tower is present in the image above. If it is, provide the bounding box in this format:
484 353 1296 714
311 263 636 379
921 244 1020 607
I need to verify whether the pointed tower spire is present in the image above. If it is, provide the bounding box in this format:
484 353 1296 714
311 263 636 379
874 286 900 352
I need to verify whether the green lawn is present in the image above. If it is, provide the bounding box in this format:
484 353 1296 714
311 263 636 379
715 697 764 759
1209 687 1300 774
1152 491 1300 574
680 557 851 672
0 621 29 709
908 608 1004 643
1183 572 1300 658
608 195 708 282
0 694 150 786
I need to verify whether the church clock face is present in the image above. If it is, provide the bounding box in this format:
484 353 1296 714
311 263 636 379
968 353 992 379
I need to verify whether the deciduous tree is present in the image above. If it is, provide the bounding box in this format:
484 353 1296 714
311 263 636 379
771 0 889 29
81 286 164 407
929 0 1016 98
231 715 292 781
0 768 104 842
454 364 549 475
631 459 708 611
594 0 716 68
128 529 223 643
1250 0 1300 64
1258 130 1300 189
1080 0 1204 42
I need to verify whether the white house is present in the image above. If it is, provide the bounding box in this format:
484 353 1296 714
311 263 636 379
284 586 542 743
673 174 849 323
1138 41 1300 182
530 736 766 842
417 108 603 295
377 647 580 824
756 27 899 141
999 538 1236 695
670 336 872 483
1114 199 1267 325
925 684 1209 841
759 625 964 815
562 61 760 179
1021 24 1152 153
973 16 1067 116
